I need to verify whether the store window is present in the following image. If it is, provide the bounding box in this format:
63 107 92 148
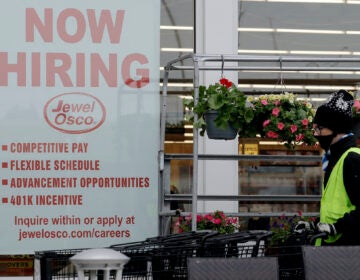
161 0 194 143
160 0 344 217
238 0 360 98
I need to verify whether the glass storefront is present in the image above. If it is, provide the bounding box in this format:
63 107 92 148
160 1 360 228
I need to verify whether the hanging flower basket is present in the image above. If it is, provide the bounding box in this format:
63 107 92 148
246 93 317 149
183 81 318 148
183 78 253 140
204 110 238 140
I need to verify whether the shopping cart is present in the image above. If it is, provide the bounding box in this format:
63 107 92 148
34 231 218 280
110 230 219 279
35 248 85 280
199 230 272 258
145 230 272 279
266 227 327 280
34 230 273 279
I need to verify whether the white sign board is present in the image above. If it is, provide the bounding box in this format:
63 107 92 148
0 0 160 254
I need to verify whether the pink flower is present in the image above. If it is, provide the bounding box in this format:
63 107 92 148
277 122 285 130
301 119 309 126
261 99 268 105
290 125 298 133
266 131 279 139
272 107 280 117
217 211 226 218
296 134 304 141
227 217 238 224
273 100 280 106
177 210 236 234
263 119 270 127
219 78 232 88
354 100 360 112
204 213 212 221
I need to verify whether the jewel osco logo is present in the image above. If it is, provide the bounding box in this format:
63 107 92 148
44 92 106 134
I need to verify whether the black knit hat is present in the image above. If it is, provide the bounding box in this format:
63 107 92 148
313 90 354 133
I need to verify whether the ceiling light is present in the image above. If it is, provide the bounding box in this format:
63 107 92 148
160 25 193 30
161 48 194 52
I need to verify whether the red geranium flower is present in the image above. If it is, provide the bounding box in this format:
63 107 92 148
219 78 233 88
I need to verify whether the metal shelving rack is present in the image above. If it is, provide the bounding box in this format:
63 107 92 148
159 53 360 232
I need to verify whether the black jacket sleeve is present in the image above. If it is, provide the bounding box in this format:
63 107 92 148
334 151 360 233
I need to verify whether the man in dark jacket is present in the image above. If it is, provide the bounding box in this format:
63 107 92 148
312 90 360 245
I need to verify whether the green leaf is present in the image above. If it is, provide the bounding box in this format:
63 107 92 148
208 94 224 110
244 108 254 123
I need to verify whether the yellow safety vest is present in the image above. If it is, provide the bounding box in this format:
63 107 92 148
317 147 360 245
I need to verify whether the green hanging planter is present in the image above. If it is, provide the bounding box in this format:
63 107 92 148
204 111 237 140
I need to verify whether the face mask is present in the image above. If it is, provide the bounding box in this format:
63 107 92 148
315 134 336 151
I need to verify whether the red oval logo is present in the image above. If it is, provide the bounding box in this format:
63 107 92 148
44 92 106 134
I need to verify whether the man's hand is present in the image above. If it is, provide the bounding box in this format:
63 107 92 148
317 222 337 235
293 221 312 234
